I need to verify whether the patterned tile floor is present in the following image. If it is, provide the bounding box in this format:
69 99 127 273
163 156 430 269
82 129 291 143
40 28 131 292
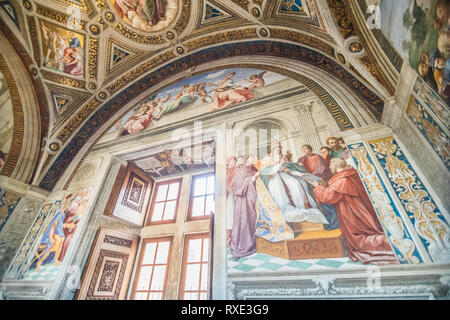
22 264 60 280
227 249 366 274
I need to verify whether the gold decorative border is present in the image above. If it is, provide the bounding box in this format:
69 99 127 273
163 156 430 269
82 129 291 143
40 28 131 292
51 0 93 13
27 15 41 67
41 70 86 89
173 0 191 35
0 55 25 178
88 38 98 80
36 4 86 31
231 0 250 11
359 55 394 96
327 0 357 39
184 28 258 52
56 97 101 142
106 50 176 94
269 28 334 56
95 0 108 11
112 22 165 44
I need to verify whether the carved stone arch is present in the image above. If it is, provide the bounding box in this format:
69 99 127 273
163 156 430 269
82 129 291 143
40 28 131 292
0 26 48 184
40 40 387 191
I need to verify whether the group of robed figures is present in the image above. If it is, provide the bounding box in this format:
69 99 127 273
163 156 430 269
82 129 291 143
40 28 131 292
226 137 397 266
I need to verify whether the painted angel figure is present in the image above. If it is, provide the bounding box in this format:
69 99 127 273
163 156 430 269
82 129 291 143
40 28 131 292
151 94 171 119
244 71 267 90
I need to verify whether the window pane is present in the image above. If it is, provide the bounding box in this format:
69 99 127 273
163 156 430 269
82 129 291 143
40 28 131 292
191 196 205 217
142 243 157 264
167 182 180 200
184 292 198 300
149 292 162 300
200 263 208 291
184 264 200 291
199 292 208 300
136 266 153 291
202 238 209 262
155 241 170 264
187 239 202 262
193 177 206 196
150 266 166 291
164 200 177 220
205 195 214 216
155 184 168 202
206 175 215 194
151 202 165 221
134 292 148 300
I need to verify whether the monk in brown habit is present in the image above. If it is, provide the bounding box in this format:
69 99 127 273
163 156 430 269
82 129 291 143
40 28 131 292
312 158 397 265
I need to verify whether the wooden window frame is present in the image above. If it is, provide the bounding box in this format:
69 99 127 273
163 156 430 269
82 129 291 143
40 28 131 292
131 236 173 300
187 173 215 221
178 232 211 300
146 178 182 226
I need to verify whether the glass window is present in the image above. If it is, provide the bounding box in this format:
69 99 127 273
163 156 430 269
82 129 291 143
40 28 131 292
189 173 215 220
147 178 182 224
179 233 210 300
132 237 172 300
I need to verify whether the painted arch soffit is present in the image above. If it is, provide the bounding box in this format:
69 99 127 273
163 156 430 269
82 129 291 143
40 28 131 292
37 40 385 191
0 0 394 187
12 0 380 133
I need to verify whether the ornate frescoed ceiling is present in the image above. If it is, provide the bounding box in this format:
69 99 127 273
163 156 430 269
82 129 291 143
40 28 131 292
0 0 403 191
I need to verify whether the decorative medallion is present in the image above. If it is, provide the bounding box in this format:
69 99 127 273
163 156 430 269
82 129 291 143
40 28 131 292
48 142 61 152
251 6 261 18
104 11 116 23
349 41 363 53
89 23 101 36
22 0 32 10
258 27 269 37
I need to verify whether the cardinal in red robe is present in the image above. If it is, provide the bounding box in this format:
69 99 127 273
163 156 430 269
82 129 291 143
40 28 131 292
312 158 397 265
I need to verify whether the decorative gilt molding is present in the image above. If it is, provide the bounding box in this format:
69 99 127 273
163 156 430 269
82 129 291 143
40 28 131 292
35 4 86 31
26 15 41 67
0 55 24 179
56 97 101 142
268 28 334 56
88 38 98 80
112 22 165 45
184 28 258 52
173 0 191 35
105 50 176 94
40 70 86 89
